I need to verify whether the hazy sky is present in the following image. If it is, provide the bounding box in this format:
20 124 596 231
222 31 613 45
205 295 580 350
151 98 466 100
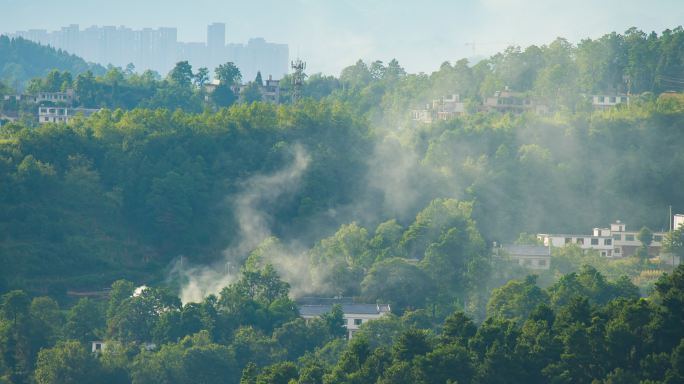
2 0 682 75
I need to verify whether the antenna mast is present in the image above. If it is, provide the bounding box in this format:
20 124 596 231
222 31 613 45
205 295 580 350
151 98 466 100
291 58 306 103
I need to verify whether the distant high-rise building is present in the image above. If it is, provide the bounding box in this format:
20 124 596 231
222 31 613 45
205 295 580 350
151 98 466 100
207 22 226 70
157 27 179 74
207 23 226 51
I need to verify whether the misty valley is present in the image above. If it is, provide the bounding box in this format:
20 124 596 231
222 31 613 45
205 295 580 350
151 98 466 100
1 21 684 384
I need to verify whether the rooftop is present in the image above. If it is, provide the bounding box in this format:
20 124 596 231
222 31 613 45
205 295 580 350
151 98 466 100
299 303 390 317
502 244 551 257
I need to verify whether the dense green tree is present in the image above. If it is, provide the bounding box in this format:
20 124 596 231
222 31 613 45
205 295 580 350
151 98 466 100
664 226 684 260
254 71 263 87
29 297 62 349
361 258 434 313
107 287 180 343
64 298 103 344
320 305 346 340
256 361 298 384
0 291 30 327
168 61 194 88
241 82 263 104
215 62 242 85
392 328 432 362
487 275 549 322
194 67 209 87
34 340 99 384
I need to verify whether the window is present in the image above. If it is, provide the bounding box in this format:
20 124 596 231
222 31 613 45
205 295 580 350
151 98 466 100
601 251 607 256
353 319 362 326
613 234 621 240
591 238 599 245
654 235 663 242
614 248 621 254
576 238 584 245
95 343 102 351
626 234 635 241
610 96 616 103
604 239 612 246
565 238 572 244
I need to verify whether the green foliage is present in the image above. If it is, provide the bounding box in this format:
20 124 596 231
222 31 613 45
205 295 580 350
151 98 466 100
168 61 194 88
320 305 346 339
0 36 105 88
34 340 99 384
486 275 549 322
64 298 104 344
361 258 434 313
2 26 684 384
664 226 684 258
241 82 263 104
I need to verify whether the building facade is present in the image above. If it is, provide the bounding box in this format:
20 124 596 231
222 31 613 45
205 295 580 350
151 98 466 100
674 214 684 231
411 94 466 123
262 76 281 104
38 107 100 124
499 244 551 270
4 90 75 106
483 88 538 114
591 95 629 110
538 220 667 258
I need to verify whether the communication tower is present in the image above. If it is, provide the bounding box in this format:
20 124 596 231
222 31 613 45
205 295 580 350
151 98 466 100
291 58 307 103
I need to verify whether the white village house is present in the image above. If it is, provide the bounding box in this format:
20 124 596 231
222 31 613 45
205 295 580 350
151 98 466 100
537 219 672 258
674 214 684 231
591 94 629 110
38 107 100 124
299 302 391 339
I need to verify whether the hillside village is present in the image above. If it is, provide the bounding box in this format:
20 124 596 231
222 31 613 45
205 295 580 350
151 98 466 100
0 73 283 126
498 214 684 271
411 87 638 123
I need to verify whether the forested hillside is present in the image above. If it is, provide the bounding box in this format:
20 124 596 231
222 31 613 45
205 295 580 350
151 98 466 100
0 36 105 89
2 93 683 295
1 26 684 384
2 262 684 383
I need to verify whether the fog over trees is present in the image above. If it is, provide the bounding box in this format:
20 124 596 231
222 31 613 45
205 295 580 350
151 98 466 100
1 26 684 383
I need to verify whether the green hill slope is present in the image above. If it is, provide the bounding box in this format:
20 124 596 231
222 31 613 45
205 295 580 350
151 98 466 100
0 35 105 88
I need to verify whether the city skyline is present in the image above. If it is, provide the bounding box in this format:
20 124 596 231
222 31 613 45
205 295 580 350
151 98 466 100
1 0 682 76
8 23 289 82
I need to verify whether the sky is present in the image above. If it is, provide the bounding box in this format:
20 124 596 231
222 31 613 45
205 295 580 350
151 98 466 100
1 0 682 75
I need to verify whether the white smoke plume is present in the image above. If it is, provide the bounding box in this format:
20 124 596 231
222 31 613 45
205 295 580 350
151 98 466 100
178 144 311 303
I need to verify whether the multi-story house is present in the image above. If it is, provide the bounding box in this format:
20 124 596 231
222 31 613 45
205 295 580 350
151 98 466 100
262 75 280 104
38 107 100 124
36 89 76 105
411 94 466 123
482 87 550 115
538 219 670 258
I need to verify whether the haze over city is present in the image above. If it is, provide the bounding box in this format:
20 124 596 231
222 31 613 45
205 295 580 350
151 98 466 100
2 0 681 75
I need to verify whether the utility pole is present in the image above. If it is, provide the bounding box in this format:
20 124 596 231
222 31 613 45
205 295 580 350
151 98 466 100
669 205 675 267
291 58 306 103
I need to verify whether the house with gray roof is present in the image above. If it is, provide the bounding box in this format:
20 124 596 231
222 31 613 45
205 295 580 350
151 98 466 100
499 244 551 270
299 302 391 339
